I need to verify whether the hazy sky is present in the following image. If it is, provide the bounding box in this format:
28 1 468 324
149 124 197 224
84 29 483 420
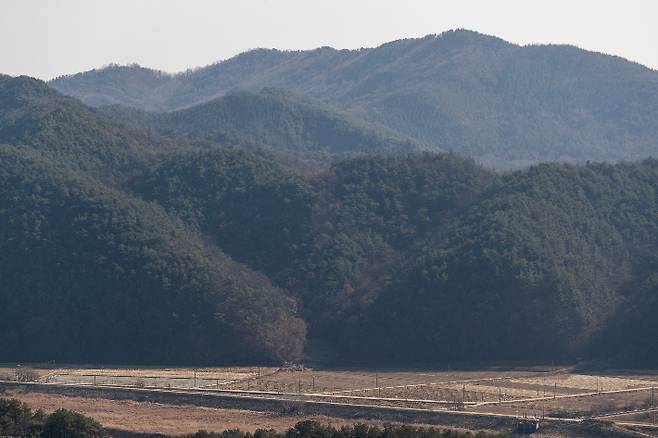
1 0 657 80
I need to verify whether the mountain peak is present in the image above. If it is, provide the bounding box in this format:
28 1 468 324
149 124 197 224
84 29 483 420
0 75 59 102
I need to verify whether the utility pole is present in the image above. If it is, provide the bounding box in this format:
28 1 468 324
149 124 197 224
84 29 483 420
312 376 315 392
193 369 197 388
651 386 656 424
651 386 655 409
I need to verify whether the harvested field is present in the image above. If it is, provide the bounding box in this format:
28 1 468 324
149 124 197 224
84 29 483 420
42 366 277 388
2 364 658 435
607 409 658 425
514 375 657 392
3 391 356 434
472 388 657 419
224 367 558 394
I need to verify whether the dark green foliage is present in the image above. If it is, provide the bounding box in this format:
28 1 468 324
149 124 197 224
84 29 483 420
129 145 658 363
284 153 493 327
51 30 658 167
0 398 44 438
0 145 305 364
182 421 509 438
42 409 105 438
339 160 658 361
0 399 105 438
2 71 658 365
591 269 658 365
131 147 316 278
317 153 492 245
101 89 424 161
0 75 145 179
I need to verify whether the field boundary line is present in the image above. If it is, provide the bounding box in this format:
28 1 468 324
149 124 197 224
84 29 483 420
474 386 656 407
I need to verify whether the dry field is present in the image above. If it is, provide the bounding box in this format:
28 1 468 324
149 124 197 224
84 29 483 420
1 391 357 434
2 364 658 431
43 366 276 389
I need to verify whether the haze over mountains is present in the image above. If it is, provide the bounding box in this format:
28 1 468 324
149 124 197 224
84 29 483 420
51 30 658 168
100 88 425 162
0 30 657 366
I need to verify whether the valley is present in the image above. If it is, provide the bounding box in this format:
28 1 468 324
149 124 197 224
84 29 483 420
2 9 658 437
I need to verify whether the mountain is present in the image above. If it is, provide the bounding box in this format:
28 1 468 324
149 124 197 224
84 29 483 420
0 75 145 179
100 88 425 161
1 69 657 366
126 145 658 364
51 30 658 168
337 158 658 362
0 76 306 364
0 144 306 364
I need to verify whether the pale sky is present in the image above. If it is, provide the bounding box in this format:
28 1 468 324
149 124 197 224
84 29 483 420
1 0 657 80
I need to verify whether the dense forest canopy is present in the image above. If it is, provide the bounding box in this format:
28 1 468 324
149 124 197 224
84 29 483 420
0 144 305 364
1 45 658 366
100 89 425 162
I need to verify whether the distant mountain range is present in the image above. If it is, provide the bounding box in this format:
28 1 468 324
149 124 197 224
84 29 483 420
0 30 657 366
51 29 658 168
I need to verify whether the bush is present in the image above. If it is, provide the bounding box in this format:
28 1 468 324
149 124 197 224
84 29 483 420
41 409 105 438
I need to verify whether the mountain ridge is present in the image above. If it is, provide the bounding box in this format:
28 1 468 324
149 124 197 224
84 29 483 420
50 29 658 168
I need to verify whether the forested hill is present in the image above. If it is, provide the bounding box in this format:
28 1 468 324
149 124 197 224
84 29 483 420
100 89 425 160
0 74 657 366
0 75 145 178
0 77 307 364
0 145 306 364
51 30 658 167
129 148 658 365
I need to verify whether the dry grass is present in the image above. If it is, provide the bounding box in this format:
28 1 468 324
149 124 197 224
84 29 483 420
4 391 356 434
51 367 272 381
3 391 487 436
4 364 658 421
514 375 658 392
225 368 547 394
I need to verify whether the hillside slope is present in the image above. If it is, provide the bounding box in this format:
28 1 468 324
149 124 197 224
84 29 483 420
128 148 658 364
52 30 658 167
338 159 658 361
0 145 306 364
1 75 657 365
0 75 145 178
101 89 425 161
